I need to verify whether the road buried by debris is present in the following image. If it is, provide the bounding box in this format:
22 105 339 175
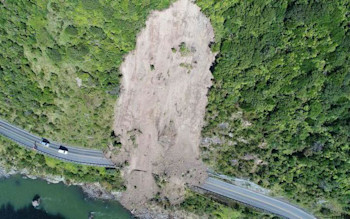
111 0 216 210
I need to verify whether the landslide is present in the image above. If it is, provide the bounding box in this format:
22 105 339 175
109 0 216 210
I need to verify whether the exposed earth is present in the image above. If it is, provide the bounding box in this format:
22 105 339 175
110 0 216 210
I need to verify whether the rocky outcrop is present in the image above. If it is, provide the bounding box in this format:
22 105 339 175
32 194 41 208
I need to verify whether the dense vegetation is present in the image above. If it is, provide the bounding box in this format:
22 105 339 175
0 136 124 190
180 190 275 219
0 0 171 148
2 0 349 218
197 0 350 217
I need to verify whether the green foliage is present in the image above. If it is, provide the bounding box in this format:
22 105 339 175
46 48 62 62
0 0 172 148
0 136 124 190
197 0 350 217
179 63 192 70
64 25 78 36
180 190 274 219
179 42 191 56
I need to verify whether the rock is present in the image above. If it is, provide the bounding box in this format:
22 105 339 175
44 175 65 184
27 175 37 180
19 168 30 175
211 136 222 145
258 141 267 149
230 159 239 166
32 200 40 208
0 167 10 178
32 194 41 208
237 137 249 144
218 122 229 129
200 137 211 147
111 191 123 200
0 164 118 204
105 151 112 158
242 154 256 160
88 212 94 219
81 182 115 200
242 119 252 127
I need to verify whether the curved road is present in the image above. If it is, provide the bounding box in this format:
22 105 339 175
0 119 317 218
0 119 114 167
199 177 316 219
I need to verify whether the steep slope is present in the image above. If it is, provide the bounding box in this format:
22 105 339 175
111 0 215 210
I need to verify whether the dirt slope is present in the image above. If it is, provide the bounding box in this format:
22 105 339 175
111 0 215 210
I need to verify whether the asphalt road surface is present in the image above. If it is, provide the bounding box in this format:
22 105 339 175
0 119 317 218
200 177 316 219
0 119 115 167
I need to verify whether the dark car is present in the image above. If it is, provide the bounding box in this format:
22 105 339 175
40 138 50 147
58 146 68 155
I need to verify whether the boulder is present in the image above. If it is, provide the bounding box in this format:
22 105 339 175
32 194 41 208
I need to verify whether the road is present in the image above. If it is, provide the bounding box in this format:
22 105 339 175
199 177 316 219
0 119 317 218
0 119 115 167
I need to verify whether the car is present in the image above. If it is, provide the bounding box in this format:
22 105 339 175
40 138 50 147
58 146 68 155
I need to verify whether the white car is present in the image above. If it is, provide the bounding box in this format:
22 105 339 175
40 138 50 147
58 146 68 155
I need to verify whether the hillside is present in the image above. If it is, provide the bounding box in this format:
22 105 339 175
0 0 349 218
111 0 214 211
198 0 350 217
0 0 172 148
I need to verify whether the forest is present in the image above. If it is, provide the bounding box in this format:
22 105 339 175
0 0 172 148
197 0 350 218
1 0 349 218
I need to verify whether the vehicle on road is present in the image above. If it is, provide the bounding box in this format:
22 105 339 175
58 146 68 155
0 119 115 167
40 138 50 147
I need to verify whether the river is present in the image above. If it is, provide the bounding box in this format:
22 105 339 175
0 175 131 219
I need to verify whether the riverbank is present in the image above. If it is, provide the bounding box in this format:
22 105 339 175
0 164 206 218
0 163 120 201
0 162 202 218
0 174 131 219
0 131 208 218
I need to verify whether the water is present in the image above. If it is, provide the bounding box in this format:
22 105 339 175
0 175 131 219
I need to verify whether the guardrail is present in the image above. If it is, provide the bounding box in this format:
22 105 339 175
198 177 316 219
0 128 115 168
206 172 314 216
37 147 115 167
197 185 287 218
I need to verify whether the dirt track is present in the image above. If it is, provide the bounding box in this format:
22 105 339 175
111 0 215 210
